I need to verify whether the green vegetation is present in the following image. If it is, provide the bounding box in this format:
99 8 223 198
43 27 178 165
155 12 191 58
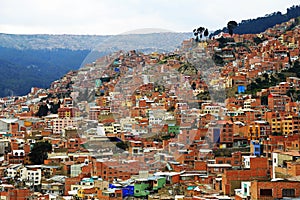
28 141 52 164
212 5 300 35
245 60 300 95
116 141 129 150
216 37 235 48
252 37 265 45
178 62 198 75
196 91 211 100
213 147 250 157
36 100 61 117
212 54 225 66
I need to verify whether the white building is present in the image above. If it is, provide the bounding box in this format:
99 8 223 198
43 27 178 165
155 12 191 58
242 156 256 169
120 117 136 132
6 165 42 186
21 167 42 186
203 105 220 115
148 110 164 125
71 164 84 178
0 118 20 132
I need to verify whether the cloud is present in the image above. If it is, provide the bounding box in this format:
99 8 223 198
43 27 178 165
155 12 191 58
0 0 299 34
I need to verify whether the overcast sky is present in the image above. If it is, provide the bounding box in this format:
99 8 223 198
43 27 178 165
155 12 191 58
0 0 299 35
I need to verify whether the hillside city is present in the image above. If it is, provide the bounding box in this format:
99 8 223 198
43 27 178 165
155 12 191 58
1 17 300 200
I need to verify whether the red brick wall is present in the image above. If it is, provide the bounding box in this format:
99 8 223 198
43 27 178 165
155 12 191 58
65 177 81 195
194 161 207 171
93 161 139 181
8 189 30 200
251 180 300 199
250 157 268 170
222 163 269 196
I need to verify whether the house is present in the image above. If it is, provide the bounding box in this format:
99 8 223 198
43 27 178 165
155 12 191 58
52 118 77 135
250 180 300 199
222 157 269 196
0 188 31 200
250 140 263 156
268 93 291 112
247 120 271 141
272 150 300 179
41 182 64 196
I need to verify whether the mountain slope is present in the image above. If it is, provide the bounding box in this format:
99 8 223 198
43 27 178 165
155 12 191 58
212 4 300 36
0 47 90 97
0 32 192 97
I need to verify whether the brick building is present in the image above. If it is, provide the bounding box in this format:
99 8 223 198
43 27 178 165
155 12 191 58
268 93 291 112
250 180 300 199
222 157 269 195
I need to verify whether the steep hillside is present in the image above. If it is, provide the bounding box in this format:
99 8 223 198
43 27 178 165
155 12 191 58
0 47 89 97
212 5 300 35
0 32 191 97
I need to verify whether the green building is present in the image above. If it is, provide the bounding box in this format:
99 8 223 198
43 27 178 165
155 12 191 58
149 176 166 191
134 179 150 197
168 124 180 134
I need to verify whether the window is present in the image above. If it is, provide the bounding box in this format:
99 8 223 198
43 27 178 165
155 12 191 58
282 189 295 197
260 189 272 197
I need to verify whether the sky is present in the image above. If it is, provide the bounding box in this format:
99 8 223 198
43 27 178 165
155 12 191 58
0 0 299 35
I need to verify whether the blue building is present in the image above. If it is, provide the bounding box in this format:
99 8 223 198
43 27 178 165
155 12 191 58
250 140 263 156
109 183 134 198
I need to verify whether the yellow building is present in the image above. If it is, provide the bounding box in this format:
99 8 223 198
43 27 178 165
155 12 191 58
271 117 282 134
247 120 271 140
281 115 300 135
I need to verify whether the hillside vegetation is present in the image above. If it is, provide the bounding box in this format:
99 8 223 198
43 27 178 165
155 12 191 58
212 5 300 35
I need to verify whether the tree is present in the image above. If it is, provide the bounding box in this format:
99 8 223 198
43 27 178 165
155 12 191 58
49 101 61 114
191 82 197 90
227 21 238 36
28 141 52 164
193 27 206 42
116 141 129 151
253 36 264 45
204 28 209 37
36 103 49 117
261 95 268 105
